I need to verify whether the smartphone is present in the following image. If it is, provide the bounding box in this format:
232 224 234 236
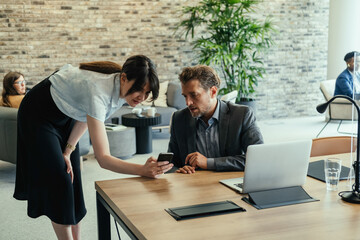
157 152 174 163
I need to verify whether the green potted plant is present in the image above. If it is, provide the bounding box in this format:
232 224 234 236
176 0 275 104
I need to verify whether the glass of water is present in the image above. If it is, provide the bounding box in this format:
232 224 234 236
324 158 342 191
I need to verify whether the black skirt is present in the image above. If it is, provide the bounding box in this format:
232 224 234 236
13 78 87 225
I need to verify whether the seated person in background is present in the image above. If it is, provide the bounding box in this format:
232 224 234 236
168 65 264 174
334 51 360 98
0 71 27 108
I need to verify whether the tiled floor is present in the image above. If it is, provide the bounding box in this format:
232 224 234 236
258 116 357 143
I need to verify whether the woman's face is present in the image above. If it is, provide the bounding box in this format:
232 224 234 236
13 75 26 95
120 73 151 107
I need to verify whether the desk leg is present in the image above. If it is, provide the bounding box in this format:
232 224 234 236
96 192 111 240
135 126 152 154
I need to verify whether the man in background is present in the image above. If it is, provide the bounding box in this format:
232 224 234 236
334 51 360 98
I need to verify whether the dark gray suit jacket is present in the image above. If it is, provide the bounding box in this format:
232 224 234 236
168 100 264 171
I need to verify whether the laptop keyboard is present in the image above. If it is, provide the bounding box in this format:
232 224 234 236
234 183 243 189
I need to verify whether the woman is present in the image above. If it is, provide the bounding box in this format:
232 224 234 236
0 71 26 108
13 55 173 240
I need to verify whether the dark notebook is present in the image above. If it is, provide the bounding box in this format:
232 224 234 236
242 186 318 209
307 160 351 182
165 200 246 221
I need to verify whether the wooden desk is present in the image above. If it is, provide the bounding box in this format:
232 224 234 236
95 153 360 240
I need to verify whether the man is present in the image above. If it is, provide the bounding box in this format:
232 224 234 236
334 51 360 98
168 65 263 174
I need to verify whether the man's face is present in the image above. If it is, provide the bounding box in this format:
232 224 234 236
181 79 217 119
348 57 360 72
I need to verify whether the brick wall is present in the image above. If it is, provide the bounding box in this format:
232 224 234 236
0 0 329 120
256 0 329 119
0 0 195 83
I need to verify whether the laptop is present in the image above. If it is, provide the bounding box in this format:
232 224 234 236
219 139 312 193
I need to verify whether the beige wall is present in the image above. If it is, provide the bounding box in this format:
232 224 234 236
327 0 360 79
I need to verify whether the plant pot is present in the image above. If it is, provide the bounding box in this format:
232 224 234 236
236 98 256 115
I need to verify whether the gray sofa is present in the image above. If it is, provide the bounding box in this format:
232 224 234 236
0 106 91 165
0 107 17 164
106 81 187 128
105 82 239 128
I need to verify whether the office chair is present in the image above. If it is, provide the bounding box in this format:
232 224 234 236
316 79 358 138
310 136 357 157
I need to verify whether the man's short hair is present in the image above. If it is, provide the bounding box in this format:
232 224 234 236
344 51 360 62
179 65 221 90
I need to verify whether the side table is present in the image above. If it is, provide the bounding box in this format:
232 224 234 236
121 113 161 154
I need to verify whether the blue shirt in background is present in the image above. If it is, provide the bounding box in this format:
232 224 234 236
334 69 354 98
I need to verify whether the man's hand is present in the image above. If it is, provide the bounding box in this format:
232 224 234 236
185 152 207 169
176 165 196 174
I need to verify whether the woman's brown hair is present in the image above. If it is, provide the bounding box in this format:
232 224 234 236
79 61 122 74
79 55 159 101
1 71 24 107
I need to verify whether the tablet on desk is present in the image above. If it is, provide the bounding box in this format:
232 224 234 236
165 200 246 221
307 160 351 182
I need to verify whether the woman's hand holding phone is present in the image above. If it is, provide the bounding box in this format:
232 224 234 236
157 152 174 164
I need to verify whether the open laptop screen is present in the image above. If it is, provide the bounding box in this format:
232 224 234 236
220 139 312 193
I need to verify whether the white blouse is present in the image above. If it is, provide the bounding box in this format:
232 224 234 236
49 64 125 122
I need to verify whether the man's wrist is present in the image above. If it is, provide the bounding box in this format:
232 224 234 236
207 158 215 170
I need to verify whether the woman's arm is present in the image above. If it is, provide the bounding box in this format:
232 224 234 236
66 121 88 149
63 120 88 182
86 115 172 178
